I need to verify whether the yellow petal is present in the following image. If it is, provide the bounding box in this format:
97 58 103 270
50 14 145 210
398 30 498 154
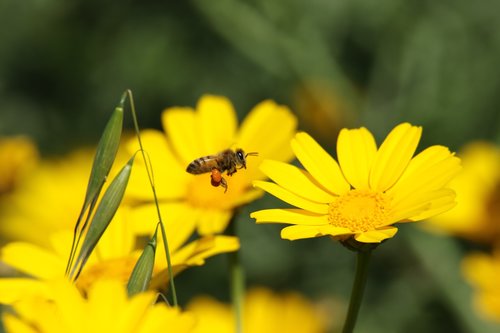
197 95 238 153
388 202 430 224
153 236 240 287
137 306 195 333
162 107 204 166
237 100 297 163
260 160 336 203
49 230 75 261
253 180 329 214
281 224 351 240
1 242 64 280
173 235 240 266
87 279 127 332
93 208 134 260
388 145 461 205
405 189 457 222
369 123 422 191
49 279 87 332
0 278 52 304
236 100 297 183
129 202 198 252
125 130 189 200
389 188 456 223
337 127 377 189
292 132 350 195
354 227 398 243
251 208 329 225
196 209 233 235
231 187 265 207
0 136 38 193
3 313 38 333
116 293 159 333
461 253 493 286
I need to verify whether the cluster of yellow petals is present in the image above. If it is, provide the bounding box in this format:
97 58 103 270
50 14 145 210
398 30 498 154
424 142 500 243
2 279 195 333
125 95 297 235
252 123 461 243
187 287 327 333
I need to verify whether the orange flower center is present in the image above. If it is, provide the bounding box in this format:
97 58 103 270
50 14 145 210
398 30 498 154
328 189 390 232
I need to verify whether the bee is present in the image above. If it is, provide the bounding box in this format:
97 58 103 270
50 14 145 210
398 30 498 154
186 148 258 193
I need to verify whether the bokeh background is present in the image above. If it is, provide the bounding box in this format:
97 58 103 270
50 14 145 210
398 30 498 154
1 0 500 332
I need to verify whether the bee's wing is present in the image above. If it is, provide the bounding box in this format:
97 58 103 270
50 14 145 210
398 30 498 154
186 155 220 174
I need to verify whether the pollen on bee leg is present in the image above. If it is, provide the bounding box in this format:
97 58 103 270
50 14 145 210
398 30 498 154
211 168 222 184
210 177 220 187
210 168 228 193
220 177 228 193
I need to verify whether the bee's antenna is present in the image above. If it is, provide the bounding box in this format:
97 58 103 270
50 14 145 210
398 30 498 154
245 152 259 157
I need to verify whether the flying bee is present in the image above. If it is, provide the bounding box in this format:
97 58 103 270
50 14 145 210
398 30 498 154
186 148 258 193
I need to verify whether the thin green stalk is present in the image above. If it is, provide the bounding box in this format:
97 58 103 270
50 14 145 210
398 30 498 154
342 249 372 333
65 194 98 276
126 89 178 306
226 215 244 333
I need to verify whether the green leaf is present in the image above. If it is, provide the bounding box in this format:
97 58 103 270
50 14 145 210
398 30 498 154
127 228 158 297
70 155 134 280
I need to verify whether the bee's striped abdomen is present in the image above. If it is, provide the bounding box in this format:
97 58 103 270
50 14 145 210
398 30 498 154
186 156 218 174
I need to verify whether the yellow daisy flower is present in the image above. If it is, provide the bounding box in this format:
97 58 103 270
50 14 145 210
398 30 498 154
187 287 327 333
0 141 238 294
0 136 38 195
462 251 500 322
0 147 126 247
423 142 500 243
0 207 238 300
2 278 195 333
251 123 461 243
125 95 297 235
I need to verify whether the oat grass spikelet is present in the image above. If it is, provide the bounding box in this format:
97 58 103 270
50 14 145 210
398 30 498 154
251 123 461 243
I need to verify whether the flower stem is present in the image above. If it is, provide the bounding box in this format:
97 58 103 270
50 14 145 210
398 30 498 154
127 90 177 306
342 249 372 333
226 215 244 333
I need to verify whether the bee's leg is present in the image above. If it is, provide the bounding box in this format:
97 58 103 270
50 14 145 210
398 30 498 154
220 177 228 193
227 167 237 176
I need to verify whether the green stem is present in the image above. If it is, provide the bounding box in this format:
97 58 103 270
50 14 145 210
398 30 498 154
227 215 244 333
126 90 178 306
342 249 372 333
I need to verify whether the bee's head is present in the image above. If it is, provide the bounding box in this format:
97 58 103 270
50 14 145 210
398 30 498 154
235 148 258 169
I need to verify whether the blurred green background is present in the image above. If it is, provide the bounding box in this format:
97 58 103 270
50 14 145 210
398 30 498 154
1 0 500 332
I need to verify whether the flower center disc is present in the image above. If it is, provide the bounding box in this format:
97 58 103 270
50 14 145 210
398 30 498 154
328 189 390 232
